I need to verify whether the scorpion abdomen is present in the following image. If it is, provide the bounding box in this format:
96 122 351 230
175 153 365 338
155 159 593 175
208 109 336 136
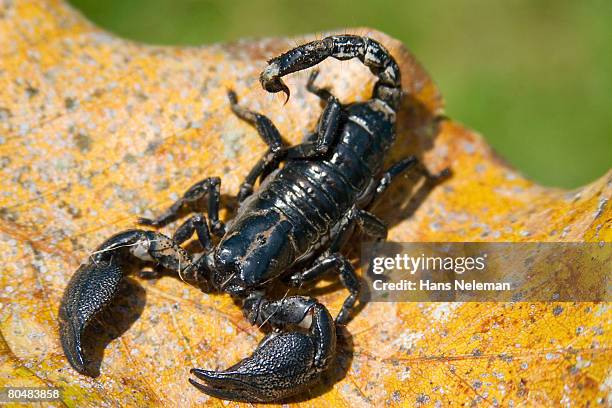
234 103 395 267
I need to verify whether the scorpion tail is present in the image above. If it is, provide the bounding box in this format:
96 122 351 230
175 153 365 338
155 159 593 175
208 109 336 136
190 296 336 402
59 229 194 376
260 35 402 109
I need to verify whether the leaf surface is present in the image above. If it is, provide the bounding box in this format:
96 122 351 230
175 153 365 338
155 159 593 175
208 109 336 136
0 1 610 406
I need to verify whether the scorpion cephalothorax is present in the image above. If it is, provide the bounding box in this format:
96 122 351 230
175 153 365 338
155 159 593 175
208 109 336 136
59 35 449 402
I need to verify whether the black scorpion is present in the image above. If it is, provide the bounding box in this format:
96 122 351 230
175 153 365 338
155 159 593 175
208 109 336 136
59 35 448 402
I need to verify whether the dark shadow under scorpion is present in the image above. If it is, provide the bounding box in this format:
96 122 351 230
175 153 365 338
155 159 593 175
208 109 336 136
59 35 450 403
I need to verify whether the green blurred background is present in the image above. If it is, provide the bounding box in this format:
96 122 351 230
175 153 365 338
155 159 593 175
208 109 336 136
69 0 611 188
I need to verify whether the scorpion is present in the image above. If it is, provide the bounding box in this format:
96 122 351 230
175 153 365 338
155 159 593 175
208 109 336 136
59 35 448 402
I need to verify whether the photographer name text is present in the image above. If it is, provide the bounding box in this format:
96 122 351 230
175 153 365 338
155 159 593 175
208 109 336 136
370 254 512 292
373 279 511 291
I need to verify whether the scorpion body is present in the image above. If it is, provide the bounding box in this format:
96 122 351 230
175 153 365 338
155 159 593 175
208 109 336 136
59 35 447 402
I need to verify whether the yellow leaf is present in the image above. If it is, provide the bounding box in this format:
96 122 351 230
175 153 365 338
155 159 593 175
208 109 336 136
0 0 610 406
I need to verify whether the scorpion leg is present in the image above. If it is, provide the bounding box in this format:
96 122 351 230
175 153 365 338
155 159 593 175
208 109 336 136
305 69 333 101
366 156 451 209
236 149 282 203
173 214 212 250
190 294 335 402
288 208 386 325
289 253 359 325
227 90 287 202
139 176 225 236
285 70 343 160
59 229 199 376
228 90 283 152
354 209 387 240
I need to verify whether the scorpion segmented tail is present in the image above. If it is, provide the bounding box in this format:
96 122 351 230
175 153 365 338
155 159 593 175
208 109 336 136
260 35 402 110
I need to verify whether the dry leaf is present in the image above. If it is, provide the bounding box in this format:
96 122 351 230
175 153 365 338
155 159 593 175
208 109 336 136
0 0 610 406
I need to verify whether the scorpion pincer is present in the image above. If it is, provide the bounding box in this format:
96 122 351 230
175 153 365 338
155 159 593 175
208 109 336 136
59 35 449 402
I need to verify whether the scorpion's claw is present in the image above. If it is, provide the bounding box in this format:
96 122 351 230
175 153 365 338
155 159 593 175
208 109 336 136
190 332 320 402
190 297 336 402
59 259 124 375
59 229 195 376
